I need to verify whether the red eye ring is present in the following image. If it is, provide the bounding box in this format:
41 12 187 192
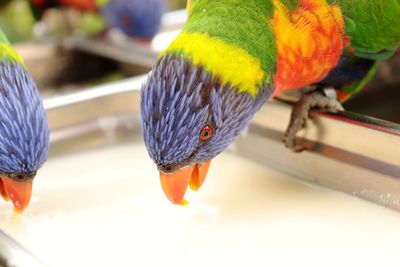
200 124 214 141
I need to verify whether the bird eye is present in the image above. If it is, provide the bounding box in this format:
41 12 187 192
200 124 214 141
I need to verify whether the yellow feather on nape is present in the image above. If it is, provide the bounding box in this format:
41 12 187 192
0 44 25 67
160 32 265 97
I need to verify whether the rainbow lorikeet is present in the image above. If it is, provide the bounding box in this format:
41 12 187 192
141 0 400 204
30 0 164 41
0 30 49 211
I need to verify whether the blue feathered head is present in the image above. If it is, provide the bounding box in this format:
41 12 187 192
100 0 164 40
0 58 49 211
141 54 269 204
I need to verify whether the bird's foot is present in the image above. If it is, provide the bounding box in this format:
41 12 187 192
283 87 344 152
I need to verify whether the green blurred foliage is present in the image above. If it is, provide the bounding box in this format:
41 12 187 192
78 11 106 35
0 0 35 43
0 0 106 41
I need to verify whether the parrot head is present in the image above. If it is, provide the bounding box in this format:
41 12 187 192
0 59 49 212
100 0 164 42
141 54 268 204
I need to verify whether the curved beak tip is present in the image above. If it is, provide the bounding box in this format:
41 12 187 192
0 177 33 212
159 160 211 205
160 167 192 205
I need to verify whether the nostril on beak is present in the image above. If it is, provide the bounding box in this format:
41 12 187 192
159 164 175 173
164 165 172 171
9 172 36 182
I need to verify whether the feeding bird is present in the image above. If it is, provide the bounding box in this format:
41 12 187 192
141 0 400 204
0 30 49 212
29 0 164 41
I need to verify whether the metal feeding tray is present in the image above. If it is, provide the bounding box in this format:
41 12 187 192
1 9 400 267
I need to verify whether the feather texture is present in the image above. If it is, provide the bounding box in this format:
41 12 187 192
141 0 399 184
0 31 48 175
168 0 399 96
336 0 400 59
141 54 269 169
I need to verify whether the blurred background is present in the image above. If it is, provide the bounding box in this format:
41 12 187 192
0 0 186 42
0 0 186 98
0 1 399 267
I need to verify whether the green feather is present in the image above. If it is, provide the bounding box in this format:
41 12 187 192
178 0 399 97
342 62 377 98
184 0 277 76
182 0 400 77
334 0 400 59
0 29 25 66
278 0 298 10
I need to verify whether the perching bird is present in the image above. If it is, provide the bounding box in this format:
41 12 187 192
0 30 49 212
30 0 164 41
141 0 400 204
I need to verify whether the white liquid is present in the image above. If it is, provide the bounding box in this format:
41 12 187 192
1 143 399 267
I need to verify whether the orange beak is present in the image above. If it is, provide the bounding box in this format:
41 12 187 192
0 176 33 212
159 160 211 205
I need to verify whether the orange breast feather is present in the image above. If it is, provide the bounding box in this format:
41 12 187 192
271 0 345 95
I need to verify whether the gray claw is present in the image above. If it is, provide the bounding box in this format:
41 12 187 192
283 89 343 152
